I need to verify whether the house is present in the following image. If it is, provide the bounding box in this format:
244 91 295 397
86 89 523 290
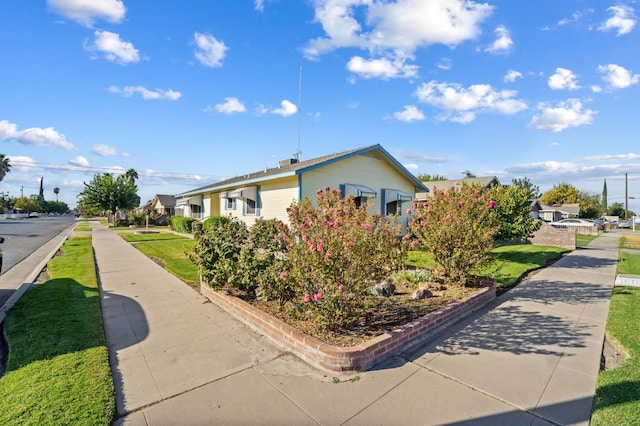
527 199 543 220
416 176 501 200
150 194 176 216
539 203 581 222
175 144 428 231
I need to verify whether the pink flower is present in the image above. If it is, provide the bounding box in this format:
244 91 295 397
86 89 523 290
316 241 325 251
345 241 355 250
338 284 345 293
308 241 315 251
406 208 412 215
304 294 312 303
410 240 419 249
325 251 332 259
279 272 288 280
458 201 464 207
488 200 497 209
314 292 323 302
322 220 331 227
445 214 452 221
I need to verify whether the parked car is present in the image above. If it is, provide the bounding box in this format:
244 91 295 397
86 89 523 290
619 220 632 229
550 218 599 228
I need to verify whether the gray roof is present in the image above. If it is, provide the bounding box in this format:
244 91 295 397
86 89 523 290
153 194 176 208
421 176 501 193
540 203 581 215
177 144 428 197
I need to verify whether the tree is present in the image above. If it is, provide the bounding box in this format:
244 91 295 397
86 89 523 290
0 154 11 182
462 170 477 178
53 187 60 202
14 196 40 213
38 176 44 202
490 184 541 241
416 173 448 181
124 168 139 185
607 202 627 218
540 182 581 205
512 177 540 199
602 179 607 213
77 173 140 214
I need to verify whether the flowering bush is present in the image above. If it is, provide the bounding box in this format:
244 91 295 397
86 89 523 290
408 185 499 286
284 187 407 330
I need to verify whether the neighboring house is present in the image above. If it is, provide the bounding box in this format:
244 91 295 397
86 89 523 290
175 144 428 231
151 194 176 216
528 199 542 220
134 200 153 215
539 203 581 222
416 176 501 200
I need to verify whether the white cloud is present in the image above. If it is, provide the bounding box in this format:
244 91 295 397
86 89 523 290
597 64 640 89
504 69 523 83
69 156 89 167
599 5 636 36
393 151 447 163
47 0 126 27
213 97 247 114
530 99 595 132
415 80 527 123
193 32 228 68
548 67 580 90
437 58 452 70
393 105 425 122
486 25 512 54
254 0 272 12
271 100 298 117
404 163 419 171
92 144 129 157
0 120 74 150
6 156 38 173
346 56 418 79
86 30 140 64
304 0 493 79
591 85 603 93
109 85 182 101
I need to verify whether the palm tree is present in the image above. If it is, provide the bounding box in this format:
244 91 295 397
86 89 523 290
0 154 11 182
53 187 60 202
124 168 138 185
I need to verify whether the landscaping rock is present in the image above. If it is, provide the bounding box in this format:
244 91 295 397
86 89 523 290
411 288 433 300
370 281 395 297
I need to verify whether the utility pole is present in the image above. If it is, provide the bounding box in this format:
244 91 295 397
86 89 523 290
625 173 629 220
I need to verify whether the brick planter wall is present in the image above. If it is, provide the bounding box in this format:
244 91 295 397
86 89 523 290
201 282 495 372
528 222 577 250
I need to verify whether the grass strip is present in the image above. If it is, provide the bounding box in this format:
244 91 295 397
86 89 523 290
119 231 188 242
591 286 640 425
133 239 199 285
0 234 115 425
616 251 640 276
408 244 567 288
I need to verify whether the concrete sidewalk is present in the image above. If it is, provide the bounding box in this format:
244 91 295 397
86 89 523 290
92 221 618 425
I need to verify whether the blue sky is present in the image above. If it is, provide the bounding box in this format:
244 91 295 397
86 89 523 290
1 0 640 213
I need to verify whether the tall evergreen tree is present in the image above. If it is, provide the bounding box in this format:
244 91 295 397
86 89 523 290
0 154 11 182
602 179 608 213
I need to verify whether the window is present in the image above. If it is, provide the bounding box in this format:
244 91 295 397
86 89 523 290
246 198 256 215
225 197 235 210
386 200 399 215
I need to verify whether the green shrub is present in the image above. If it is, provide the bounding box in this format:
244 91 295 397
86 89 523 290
390 269 436 288
170 216 196 233
240 218 293 305
190 216 249 289
202 215 230 232
408 185 499 286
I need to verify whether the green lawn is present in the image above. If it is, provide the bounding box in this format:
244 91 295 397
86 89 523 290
591 234 640 424
407 244 568 288
577 234 598 247
0 235 115 425
119 231 189 242
133 239 199 286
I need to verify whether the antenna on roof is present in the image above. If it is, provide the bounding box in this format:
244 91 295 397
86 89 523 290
294 66 302 161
